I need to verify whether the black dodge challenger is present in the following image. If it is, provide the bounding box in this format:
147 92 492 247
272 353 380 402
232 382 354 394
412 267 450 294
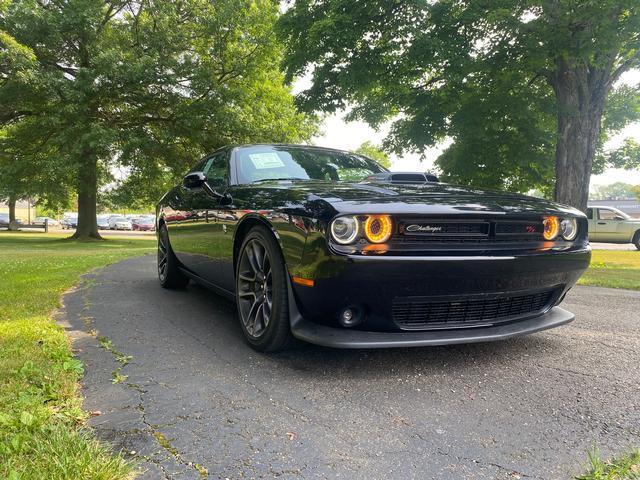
156 144 591 351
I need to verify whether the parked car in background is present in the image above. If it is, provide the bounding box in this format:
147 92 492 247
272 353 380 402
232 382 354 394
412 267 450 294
0 213 23 228
97 215 111 229
33 216 60 227
61 215 78 229
132 217 155 231
156 144 590 352
108 216 133 230
587 206 640 250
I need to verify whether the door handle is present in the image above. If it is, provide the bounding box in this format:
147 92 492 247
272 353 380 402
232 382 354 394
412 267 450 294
597 222 606 225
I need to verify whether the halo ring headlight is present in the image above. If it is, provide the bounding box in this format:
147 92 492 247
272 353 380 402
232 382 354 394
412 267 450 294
560 217 578 240
542 216 560 240
330 216 359 244
364 215 393 244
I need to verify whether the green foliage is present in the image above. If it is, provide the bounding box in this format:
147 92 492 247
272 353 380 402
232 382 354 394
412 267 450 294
278 1 640 199
590 182 638 200
1 0 316 236
576 449 640 479
354 141 391 168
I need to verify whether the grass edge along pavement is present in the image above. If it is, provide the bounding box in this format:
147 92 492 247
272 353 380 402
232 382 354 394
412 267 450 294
0 232 154 479
578 249 640 291
0 232 638 478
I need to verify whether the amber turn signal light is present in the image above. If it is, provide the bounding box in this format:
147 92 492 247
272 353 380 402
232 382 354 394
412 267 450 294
364 215 393 243
292 276 314 287
542 216 559 240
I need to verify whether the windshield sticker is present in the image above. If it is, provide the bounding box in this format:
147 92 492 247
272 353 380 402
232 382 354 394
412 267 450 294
249 152 285 169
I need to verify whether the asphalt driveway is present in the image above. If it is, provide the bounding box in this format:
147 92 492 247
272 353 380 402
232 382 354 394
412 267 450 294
59 256 640 479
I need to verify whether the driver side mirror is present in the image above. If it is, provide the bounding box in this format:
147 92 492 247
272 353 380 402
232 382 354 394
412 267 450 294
183 171 207 189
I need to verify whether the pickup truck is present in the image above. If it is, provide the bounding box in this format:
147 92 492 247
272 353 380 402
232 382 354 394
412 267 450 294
587 206 640 250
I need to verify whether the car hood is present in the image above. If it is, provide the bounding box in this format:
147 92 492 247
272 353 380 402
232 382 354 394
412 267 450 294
248 180 584 217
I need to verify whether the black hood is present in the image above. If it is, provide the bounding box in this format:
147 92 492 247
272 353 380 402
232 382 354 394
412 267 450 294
242 179 584 218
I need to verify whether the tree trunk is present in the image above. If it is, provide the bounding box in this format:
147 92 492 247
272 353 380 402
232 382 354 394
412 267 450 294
71 154 101 240
552 61 607 212
8 195 18 231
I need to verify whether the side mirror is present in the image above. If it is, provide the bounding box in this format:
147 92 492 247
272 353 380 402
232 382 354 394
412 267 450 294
183 171 207 189
613 215 625 221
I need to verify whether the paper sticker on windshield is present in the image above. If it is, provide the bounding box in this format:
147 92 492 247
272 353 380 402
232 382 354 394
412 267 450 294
249 152 285 169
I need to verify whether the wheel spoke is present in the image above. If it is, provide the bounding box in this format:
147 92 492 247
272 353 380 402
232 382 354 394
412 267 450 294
238 272 256 283
252 241 264 271
245 297 261 334
246 246 258 275
238 290 256 298
253 303 264 334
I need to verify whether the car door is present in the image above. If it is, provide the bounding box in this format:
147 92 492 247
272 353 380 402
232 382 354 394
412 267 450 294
169 151 231 290
595 208 625 242
586 208 598 241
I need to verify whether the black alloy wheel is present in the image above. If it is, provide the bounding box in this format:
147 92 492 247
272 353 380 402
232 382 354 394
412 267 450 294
236 226 292 351
157 224 189 289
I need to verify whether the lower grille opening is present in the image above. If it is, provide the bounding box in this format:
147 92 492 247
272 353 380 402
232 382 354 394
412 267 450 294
392 289 558 330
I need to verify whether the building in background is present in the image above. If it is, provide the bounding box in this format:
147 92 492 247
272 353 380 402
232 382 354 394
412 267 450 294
0 199 36 223
587 199 640 218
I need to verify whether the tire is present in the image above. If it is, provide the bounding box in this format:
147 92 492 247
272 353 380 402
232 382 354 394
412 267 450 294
633 231 640 251
157 224 189 289
235 225 292 352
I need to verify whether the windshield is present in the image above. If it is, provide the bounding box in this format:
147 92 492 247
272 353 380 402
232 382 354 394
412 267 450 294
236 145 386 184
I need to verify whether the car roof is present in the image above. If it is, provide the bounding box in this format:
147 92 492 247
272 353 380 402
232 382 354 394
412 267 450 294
230 143 368 155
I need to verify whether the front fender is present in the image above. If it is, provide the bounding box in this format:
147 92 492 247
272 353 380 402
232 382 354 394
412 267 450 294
233 212 309 274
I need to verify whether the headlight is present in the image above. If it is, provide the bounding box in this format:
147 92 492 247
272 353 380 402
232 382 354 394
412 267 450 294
364 215 393 243
560 218 578 240
330 216 359 244
542 216 559 240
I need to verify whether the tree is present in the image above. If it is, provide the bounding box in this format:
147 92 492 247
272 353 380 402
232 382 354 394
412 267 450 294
278 0 640 210
1 0 315 239
0 127 72 229
354 141 391 168
633 185 640 202
590 182 637 200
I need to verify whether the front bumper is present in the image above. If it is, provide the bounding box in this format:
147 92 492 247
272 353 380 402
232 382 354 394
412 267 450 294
287 246 590 345
291 305 574 348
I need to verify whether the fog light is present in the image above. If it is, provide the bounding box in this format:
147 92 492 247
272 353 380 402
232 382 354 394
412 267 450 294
339 306 362 327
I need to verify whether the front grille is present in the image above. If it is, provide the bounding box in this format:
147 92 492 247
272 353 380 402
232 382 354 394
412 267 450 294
392 289 557 330
393 218 545 245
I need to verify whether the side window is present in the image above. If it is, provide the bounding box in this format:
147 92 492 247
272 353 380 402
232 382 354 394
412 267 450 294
189 158 208 174
203 153 229 187
586 208 593 220
598 209 616 221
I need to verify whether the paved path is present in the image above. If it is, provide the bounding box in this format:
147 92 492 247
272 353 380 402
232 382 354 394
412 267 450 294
59 256 640 480
590 242 637 251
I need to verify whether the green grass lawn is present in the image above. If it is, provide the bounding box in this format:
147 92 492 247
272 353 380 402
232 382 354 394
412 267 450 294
0 232 154 479
578 250 640 291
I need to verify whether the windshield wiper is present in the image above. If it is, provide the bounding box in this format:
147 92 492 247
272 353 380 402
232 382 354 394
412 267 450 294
252 177 307 183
